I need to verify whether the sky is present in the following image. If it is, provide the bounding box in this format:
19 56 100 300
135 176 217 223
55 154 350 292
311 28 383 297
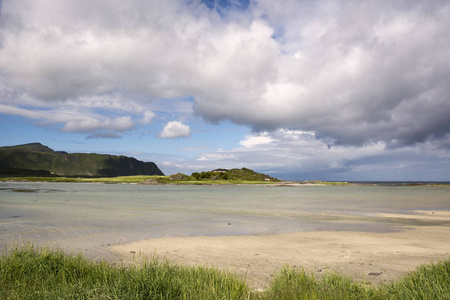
0 0 450 181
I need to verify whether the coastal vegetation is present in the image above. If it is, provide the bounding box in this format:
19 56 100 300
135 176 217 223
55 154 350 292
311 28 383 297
155 168 280 184
1 243 449 299
0 168 282 185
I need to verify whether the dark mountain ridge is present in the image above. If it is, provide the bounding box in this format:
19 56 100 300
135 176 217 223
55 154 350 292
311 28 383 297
0 143 164 177
0 142 55 153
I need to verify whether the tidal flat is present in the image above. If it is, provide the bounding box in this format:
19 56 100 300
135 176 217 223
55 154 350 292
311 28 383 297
1 181 449 289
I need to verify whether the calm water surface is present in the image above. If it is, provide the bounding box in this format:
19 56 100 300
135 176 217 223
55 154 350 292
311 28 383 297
1 182 449 258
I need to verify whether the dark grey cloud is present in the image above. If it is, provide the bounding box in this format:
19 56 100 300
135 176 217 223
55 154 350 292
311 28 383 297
0 0 449 148
195 0 450 148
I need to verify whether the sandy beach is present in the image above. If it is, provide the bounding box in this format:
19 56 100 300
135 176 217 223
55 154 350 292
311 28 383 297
112 211 450 290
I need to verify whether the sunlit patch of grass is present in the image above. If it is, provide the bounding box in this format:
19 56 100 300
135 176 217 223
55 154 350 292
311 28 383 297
0 175 166 184
79 175 162 183
264 266 379 299
321 181 351 185
381 259 450 299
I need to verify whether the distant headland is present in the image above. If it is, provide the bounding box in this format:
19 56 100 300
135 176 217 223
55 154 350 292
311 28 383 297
0 143 280 184
0 142 164 177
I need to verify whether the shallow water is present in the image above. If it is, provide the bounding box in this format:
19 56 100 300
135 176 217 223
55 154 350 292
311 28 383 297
1 182 449 258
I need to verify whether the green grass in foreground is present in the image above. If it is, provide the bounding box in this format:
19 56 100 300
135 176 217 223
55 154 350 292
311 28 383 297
1 244 449 299
0 243 250 300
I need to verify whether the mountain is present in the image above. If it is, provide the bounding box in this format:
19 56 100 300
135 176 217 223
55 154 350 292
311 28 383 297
0 143 164 177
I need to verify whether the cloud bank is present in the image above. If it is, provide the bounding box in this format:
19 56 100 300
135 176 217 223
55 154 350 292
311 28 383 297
193 0 450 148
159 129 450 181
0 0 449 179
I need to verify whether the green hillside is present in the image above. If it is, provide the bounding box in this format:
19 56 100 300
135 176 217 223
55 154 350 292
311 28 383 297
154 168 280 184
0 143 164 177
191 168 279 182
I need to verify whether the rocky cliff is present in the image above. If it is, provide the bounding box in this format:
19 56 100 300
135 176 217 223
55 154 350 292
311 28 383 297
0 143 164 177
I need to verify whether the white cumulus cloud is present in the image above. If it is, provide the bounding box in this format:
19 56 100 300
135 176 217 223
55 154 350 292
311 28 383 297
160 121 191 139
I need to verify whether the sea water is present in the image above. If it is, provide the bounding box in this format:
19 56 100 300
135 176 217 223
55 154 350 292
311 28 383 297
1 182 449 258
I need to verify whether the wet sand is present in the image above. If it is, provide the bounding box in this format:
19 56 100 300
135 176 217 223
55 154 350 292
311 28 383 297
112 211 450 290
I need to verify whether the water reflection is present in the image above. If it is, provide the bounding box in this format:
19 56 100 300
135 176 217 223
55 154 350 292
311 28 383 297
0 182 449 259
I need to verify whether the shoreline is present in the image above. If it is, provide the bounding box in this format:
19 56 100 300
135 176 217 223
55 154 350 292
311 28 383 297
111 224 450 290
2 178 449 186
